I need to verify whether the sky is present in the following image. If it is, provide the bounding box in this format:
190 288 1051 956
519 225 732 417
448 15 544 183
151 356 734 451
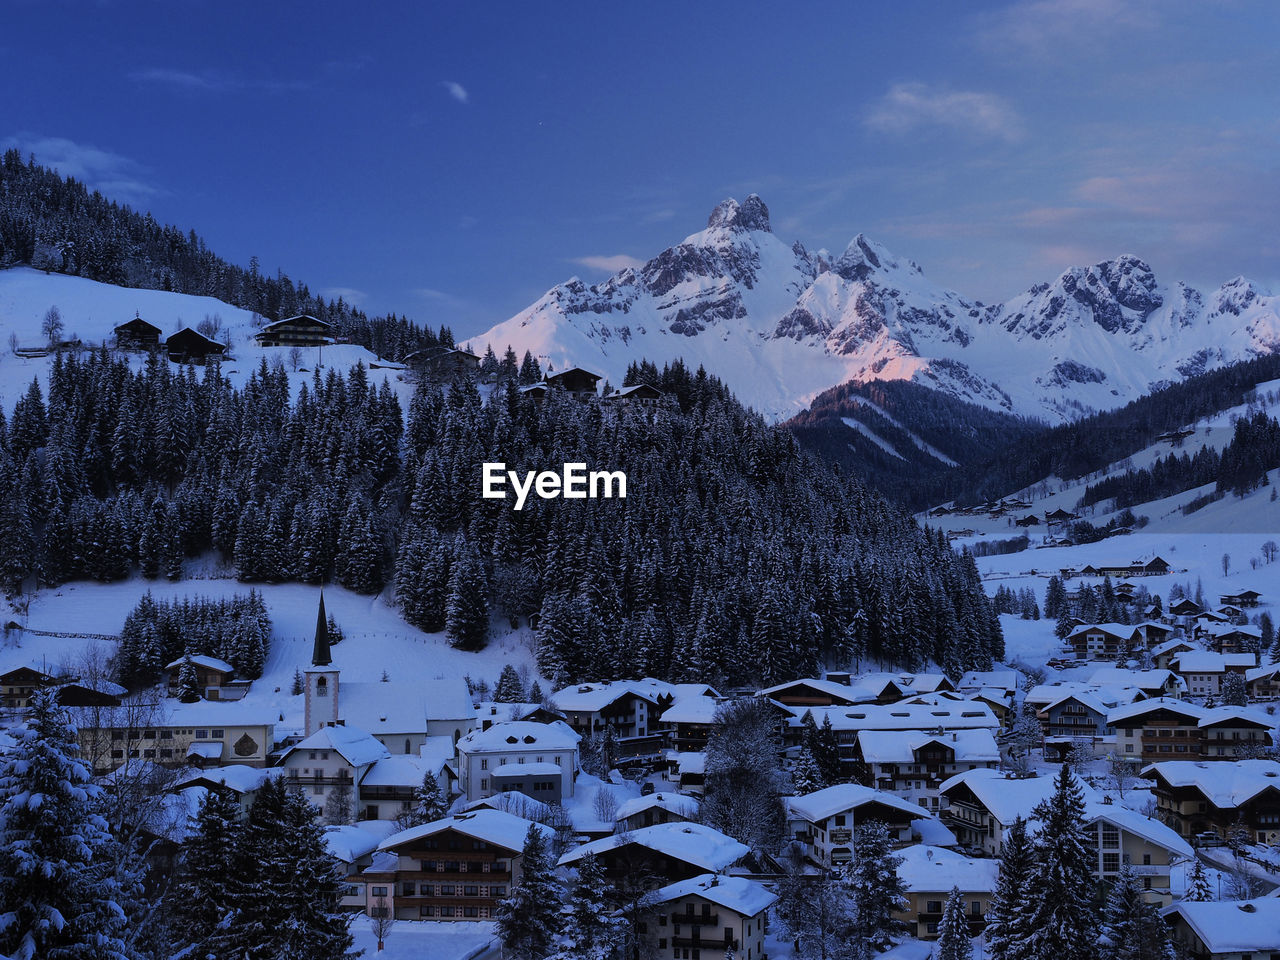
3 0 1278 337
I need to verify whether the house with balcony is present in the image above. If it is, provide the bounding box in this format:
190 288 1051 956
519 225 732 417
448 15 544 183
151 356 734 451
1109 698 1206 762
1246 663 1280 700
362 810 552 920
1066 623 1142 660
938 768 1098 857
895 845 999 940
552 680 671 762
1038 691 1115 758
164 654 236 700
279 722 390 813
1197 706 1275 759
1079 803 1193 904
558 822 750 888
1170 650 1257 698
786 783 929 867
1143 759 1280 845
644 874 776 960
615 792 701 833
1201 623 1262 656
854 728 1000 812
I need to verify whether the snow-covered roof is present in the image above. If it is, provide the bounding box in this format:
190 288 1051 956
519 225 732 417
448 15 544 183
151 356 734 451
476 701 563 723
324 821 400 863
1086 667 1178 690
678 752 707 775
1027 680 1145 710
492 761 561 777
1038 690 1112 716
186 741 223 759
379 809 552 854
283 723 391 768
895 844 1000 893
1197 705 1274 728
1083 803 1192 858
457 720 579 754
795 702 998 732
649 874 777 917
1246 663 1280 682
1162 899 1280 953
161 697 277 727
660 696 721 724
164 654 234 673
901 673 952 693
175 764 273 794
462 792 552 821
558 822 749 872
360 754 439 788
1202 621 1261 639
957 670 1018 692
1151 637 1195 657
1171 650 1257 673
1106 697 1204 725
1142 759 1280 806
938 769 1097 825
787 783 929 824
761 678 873 703
552 680 664 712
340 678 475 732
1067 622 1139 639
615 792 701 822
856 728 999 764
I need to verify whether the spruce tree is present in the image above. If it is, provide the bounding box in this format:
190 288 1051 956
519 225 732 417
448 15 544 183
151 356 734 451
937 886 973 960
171 786 242 951
494 663 525 702
1183 858 1213 902
495 824 562 960
1098 860 1174 960
446 542 489 650
1026 764 1095 960
985 816 1036 960
396 771 447 830
843 820 908 952
791 745 826 795
0 689 131 960
177 652 201 702
558 851 618 959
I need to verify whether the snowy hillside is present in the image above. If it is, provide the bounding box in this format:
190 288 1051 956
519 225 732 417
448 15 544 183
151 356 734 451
0 267 411 412
474 197 1280 423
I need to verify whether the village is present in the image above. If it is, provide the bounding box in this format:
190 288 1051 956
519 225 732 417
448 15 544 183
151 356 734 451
4 559 1278 960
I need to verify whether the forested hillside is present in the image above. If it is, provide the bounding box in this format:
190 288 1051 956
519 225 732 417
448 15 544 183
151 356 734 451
0 150 446 360
0 352 1002 687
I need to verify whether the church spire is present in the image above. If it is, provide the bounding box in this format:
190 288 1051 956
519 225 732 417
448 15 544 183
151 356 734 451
312 590 332 666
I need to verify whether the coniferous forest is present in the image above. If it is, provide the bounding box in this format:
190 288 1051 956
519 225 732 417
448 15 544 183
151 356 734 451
0 349 1002 689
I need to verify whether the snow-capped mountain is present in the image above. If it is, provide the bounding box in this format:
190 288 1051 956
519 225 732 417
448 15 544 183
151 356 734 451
473 196 1280 422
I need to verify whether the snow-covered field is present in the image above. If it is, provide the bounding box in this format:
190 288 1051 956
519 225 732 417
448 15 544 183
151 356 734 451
348 919 495 960
0 267 415 413
2 577 541 739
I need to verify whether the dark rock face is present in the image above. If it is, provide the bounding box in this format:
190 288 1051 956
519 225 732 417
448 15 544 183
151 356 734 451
706 194 771 233
1047 360 1107 386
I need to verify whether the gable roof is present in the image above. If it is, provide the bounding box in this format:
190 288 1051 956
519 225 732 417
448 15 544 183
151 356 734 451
1162 899 1280 953
282 723 390 768
615 792 701 823
761 678 873 704
895 844 1001 893
786 783 929 824
856 728 1000 764
937 768 1097 825
457 720 580 753
1142 759 1280 806
558 822 749 873
164 654 234 673
649 874 776 917
795 702 999 732
1106 697 1204 726
380 809 552 855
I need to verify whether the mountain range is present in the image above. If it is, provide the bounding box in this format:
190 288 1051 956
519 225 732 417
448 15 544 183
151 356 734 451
474 195 1280 423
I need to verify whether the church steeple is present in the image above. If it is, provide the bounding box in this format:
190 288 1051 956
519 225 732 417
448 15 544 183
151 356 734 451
312 590 332 666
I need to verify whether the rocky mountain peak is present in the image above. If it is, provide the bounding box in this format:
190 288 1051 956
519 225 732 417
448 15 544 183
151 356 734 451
706 194 771 233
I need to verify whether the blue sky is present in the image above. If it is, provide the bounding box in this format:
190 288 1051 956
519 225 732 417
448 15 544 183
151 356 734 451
4 1 1278 336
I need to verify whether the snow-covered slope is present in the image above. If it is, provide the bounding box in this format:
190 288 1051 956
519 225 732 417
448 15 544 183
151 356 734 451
0 267 411 412
474 197 1280 422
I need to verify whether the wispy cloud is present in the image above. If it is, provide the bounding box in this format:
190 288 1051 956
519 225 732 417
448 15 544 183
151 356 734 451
442 81 469 104
974 0 1159 58
320 286 367 306
865 83 1024 142
1 134 158 202
569 254 645 273
129 67 309 94
413 287 472 310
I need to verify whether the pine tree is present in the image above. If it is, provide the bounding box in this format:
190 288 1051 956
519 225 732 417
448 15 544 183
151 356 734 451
843 820 908 952
1098 860 1174 960
558 852 618 959
495 824 562 960
937 886 973 960
1183 858 1213 902
0 689 131 960
396 771 447 830
1222 670 1247 706
292 668 305 695
985 816 1036 960
494 663 525 702
171 786 242 951
1026 764 1096 960
446 541 489 650
791 745 826 795
177 652 201 702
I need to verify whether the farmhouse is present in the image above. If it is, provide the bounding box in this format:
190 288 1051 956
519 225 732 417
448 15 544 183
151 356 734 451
165 327 226 364
645 874 776 960
253 314 333 348
114 315 162 351
545 366 602 399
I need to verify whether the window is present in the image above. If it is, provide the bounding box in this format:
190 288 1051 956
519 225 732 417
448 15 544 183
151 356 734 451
160 730 173 740
480 759 488 770
372 887 388 897
463 906 478 917
464 885 478 897
926 900 943 913
313 786 323 795
1102 853 1120 874
195 729 208 739
480 779 488 791
1101 824 1119 848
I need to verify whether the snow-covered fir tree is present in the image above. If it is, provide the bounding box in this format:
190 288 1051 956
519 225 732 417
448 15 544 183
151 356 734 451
1026 764 1096 960
703 698 788 858
493 663 525 702
1097 859 1174 960
936 886 973 960
446 541 489 650
843 820 908 952
395 771 447 830
171 786 242 953
985 816 1037 960
495 824 562 960
1183 858 1213 901
791 744 826 795
546 851 619 960
176 652 201 702
0 689 131 960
